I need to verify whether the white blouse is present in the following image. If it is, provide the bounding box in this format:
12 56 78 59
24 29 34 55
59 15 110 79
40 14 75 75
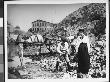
57 42 69 54
72 35 90 53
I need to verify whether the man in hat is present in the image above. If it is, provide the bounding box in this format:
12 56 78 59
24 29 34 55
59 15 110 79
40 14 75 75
55 36 73 72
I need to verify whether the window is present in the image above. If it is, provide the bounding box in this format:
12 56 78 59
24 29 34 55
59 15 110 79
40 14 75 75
35 22 36 27
42 22 44 26
37 28 39 31
33 23 34 27
37 22 39 26
35 28 36 32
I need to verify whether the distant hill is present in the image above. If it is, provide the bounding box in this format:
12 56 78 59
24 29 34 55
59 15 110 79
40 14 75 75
0 27 3 45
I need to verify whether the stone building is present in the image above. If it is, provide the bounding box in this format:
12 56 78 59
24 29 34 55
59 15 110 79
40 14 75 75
28 20 55 35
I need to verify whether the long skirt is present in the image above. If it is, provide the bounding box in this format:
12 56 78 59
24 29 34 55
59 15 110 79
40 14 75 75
77 43 90 74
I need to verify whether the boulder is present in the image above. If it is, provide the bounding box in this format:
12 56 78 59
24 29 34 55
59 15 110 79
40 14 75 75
8 56 21 68
18 70 28 75
8 56 32 68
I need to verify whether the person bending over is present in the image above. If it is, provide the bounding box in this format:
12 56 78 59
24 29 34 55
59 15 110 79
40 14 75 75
55 36 73 72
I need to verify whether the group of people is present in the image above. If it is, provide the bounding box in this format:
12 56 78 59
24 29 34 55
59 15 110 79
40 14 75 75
56 29 91 77
8 28 91 77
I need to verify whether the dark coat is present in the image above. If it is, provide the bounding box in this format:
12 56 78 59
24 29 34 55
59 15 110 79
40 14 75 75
77 43 90 74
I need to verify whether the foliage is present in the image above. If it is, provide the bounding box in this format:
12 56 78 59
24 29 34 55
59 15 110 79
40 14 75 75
57 3 106 38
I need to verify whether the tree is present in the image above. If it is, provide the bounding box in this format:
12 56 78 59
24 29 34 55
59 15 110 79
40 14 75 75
91 17 106 38
15 26 20 30
13 26 25 35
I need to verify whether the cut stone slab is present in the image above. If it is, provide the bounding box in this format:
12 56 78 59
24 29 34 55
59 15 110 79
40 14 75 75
8 56 32 68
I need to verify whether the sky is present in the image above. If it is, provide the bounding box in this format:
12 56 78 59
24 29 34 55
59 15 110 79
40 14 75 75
7 3 89 32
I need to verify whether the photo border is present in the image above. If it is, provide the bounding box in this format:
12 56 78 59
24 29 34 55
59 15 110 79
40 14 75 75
4 0 109 82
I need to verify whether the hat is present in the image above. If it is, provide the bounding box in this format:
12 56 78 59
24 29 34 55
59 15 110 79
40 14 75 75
60 36 68 42
78 29 84 32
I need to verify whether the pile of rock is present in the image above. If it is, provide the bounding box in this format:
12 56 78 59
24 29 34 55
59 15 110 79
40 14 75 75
89 35 106 78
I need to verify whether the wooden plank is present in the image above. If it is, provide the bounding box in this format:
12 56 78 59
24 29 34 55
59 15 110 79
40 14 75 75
0 54 3 64
0 73 4 82
0 45 3 64
0 64 3 73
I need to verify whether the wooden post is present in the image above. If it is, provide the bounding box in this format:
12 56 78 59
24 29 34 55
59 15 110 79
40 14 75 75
49 40 50 51
19 42 23 66
39 43 41 54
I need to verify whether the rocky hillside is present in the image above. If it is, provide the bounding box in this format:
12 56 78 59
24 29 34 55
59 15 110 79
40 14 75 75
55 3 106 78
56 3 106 39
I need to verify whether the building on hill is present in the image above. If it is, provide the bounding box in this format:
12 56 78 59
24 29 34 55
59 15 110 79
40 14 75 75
7 22 14 37
28 20 55 35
